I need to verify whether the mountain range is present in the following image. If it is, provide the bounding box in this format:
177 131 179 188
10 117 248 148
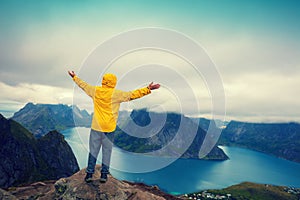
12 103 91 137
9 103 300 163
10 103 229 160
219 120 300 163
1 103 300 198
0 114 79 188
115 109 228 160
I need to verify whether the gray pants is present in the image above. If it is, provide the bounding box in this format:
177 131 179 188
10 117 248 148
86 129 114 174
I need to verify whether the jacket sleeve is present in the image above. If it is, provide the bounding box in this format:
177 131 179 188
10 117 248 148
114 87 151 102
73 76 95 98
130 87 151 100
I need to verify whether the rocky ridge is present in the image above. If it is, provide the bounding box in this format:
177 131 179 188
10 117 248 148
4 165 181 200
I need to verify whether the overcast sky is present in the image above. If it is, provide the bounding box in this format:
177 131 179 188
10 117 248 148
0 0 300 123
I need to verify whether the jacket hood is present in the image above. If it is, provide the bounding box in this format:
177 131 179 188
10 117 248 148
102 73 117 88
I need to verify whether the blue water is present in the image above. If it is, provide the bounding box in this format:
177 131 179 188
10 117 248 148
62 127 300 195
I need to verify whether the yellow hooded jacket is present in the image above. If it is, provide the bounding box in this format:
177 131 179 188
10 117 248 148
73 74 151 132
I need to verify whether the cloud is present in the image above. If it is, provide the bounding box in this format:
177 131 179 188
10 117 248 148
1 1 300 123
223 72 300 122
0 81 73 105
1 31 300 123
205 33 300 76
0 23 97 87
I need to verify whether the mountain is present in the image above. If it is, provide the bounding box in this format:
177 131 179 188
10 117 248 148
12 103 91 137
0 114 79 188
5 165 181 200
11 103 227 160
219 120 300 163
114 109 228 160
184 182 300 200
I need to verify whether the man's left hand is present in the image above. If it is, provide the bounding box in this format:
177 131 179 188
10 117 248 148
148 82 160 90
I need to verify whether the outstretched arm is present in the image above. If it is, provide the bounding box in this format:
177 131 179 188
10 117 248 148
116 82 160 102
68 70 95 98
130 82 160 100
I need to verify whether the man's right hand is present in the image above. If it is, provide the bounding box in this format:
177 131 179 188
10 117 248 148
68 71 76 78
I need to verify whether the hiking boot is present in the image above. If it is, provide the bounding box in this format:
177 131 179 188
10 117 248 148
84 173 93 183
100 173 108 183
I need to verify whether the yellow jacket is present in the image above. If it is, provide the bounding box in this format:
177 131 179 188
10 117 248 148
73 74 151 132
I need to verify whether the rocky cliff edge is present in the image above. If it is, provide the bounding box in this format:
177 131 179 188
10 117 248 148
4 165 181 200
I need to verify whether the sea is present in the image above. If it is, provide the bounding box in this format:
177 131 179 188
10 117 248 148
62 127 300 195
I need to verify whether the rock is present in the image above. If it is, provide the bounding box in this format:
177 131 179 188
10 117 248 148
8 180 55 200
7 165 182 200
30 182 47 187
0 188 17 200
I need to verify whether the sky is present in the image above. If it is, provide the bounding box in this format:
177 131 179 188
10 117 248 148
0 0 300 123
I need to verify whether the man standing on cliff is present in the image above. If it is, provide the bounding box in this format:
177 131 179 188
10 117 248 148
68 71 160 183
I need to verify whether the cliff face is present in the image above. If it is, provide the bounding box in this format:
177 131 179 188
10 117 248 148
38 131 80 180
0 114 79 188
12 103 91 137
7 165 181 200
219 121 300 163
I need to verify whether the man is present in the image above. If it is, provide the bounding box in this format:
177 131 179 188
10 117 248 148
68 71 160 183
